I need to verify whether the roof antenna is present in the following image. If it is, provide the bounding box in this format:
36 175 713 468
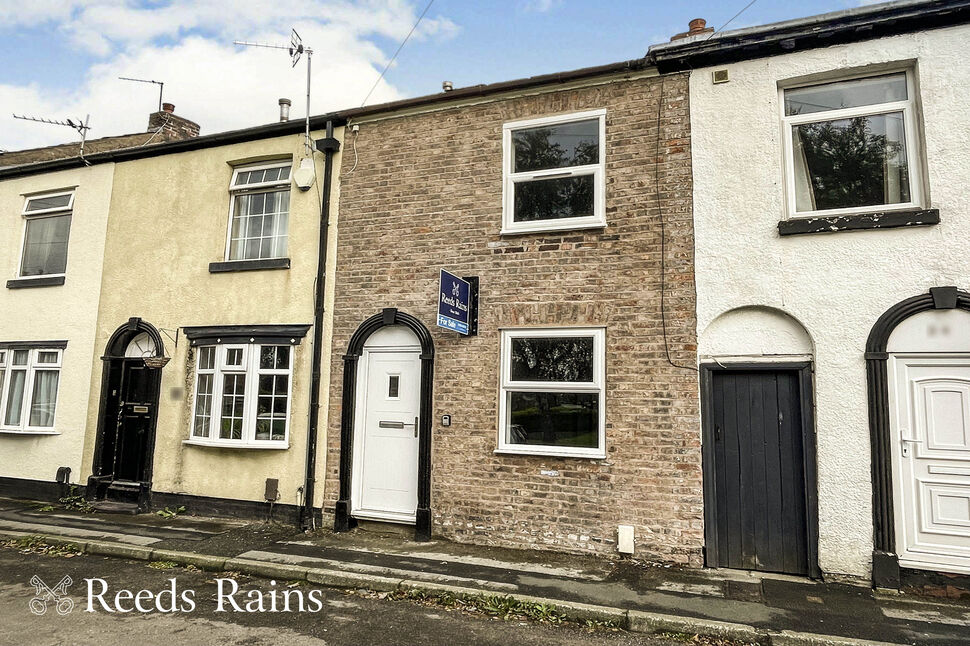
12 113 92 165
118 77 165 112
234 29 314 157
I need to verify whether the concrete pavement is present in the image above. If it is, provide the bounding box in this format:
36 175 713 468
0 496 968 645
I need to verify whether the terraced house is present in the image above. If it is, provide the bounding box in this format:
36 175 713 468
324 59 700 562
0 105 201 501
652 0 970 587
0 104 345 524
0 0 967 595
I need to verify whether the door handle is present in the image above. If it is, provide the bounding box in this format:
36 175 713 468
378 418 419 437
900 434 923 457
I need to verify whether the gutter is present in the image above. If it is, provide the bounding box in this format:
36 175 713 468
302 121 341 530
649 0 970 71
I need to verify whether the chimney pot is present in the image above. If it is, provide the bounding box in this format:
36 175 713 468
161 102 175 113
688 18 707 33
670 17 714 41
278 98 291 123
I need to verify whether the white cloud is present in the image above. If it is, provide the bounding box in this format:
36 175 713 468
522 0 562 12
0 0 459 150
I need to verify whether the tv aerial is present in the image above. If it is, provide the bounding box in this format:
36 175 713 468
118 77 165 111
234 29 314 156
12 113 92 163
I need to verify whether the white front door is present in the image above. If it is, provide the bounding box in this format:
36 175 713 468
891 355 970 574
351 347 421 524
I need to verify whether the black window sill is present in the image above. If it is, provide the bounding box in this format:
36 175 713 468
208 258 290 273
778 209 939 236
6 276 65 289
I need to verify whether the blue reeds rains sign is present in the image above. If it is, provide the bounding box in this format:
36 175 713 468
437 269 471 335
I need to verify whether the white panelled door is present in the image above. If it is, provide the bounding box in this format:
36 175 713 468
351 347 421 523
891 355 970 573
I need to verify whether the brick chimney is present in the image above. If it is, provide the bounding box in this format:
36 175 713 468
670 18 715 41
147 102 200 140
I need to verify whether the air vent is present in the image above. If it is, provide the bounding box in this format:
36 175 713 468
712 69 730 84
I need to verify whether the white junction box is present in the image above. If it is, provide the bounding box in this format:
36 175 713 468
617 525 635 555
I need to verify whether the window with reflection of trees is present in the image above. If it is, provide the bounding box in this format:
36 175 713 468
784 73 918 215
500 329 604 456
503 111 605 232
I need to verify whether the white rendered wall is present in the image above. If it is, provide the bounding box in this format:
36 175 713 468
690 26 970 578
0 164 114 485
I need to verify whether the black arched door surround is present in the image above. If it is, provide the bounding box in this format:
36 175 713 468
88 317 166 511
335 308 435 541
867 286 970 587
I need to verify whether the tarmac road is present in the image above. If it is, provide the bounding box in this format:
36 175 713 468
0 546 700 646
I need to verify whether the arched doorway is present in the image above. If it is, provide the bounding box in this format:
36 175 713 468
335 308 434 541
88 317 166 511
868 287 970 583
699 306 820 578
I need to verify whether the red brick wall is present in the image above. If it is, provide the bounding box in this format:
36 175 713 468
326 72 701 563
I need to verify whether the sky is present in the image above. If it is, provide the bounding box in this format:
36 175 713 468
0 0 883 151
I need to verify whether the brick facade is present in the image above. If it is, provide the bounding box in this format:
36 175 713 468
325 71 701 564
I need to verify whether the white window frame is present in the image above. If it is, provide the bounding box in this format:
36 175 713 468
781 69 923 220
501 109 607 235
496 327 606 459
186 343 293 449
0 347 62 435
223 160 292 262
18 190 75 280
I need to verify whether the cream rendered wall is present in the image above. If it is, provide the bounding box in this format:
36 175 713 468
83 128 343 508
0 164 114 484
690 26 970 578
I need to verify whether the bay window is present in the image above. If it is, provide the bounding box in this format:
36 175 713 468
497 328 606 458
0 347 62 433
190 343 292 448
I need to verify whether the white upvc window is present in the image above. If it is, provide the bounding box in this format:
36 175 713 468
225 161 292 261
189 343 292 448
0 348 62 434
497 327 606 458
782 70 922 219
502 109 606 234
18 191 74 278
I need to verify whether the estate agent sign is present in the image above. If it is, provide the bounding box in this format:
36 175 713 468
437 269 472 335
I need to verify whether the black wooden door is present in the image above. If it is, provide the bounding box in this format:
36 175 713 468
112 361 156 482
707 369 809 575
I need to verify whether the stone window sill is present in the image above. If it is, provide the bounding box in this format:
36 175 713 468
6 275 65 289
777 208 939 236
208 258 290 273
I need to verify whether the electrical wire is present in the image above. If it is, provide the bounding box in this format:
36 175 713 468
706 0 759 40
655 76 698 373
347 128 359 174
360 0 434 107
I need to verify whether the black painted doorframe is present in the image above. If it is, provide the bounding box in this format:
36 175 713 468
866 286 970 587
90 318 165 490
700 361 821 579
334 308 435 542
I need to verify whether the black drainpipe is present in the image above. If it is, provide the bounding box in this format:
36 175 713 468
302 120 340 530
